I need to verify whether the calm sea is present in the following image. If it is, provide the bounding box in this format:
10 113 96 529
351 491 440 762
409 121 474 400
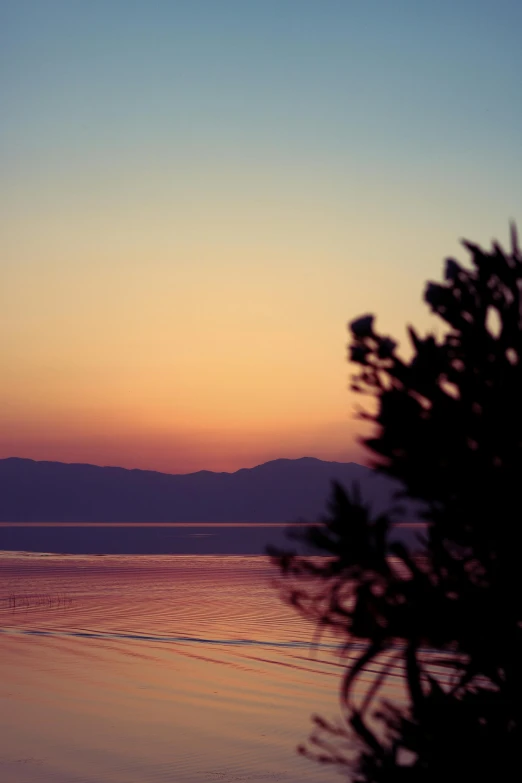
0 527 415 783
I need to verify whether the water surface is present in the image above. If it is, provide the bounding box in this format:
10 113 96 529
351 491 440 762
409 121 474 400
0 522 422 555
1 551 351 783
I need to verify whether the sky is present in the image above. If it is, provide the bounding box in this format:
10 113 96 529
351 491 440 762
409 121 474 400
1 0 521 474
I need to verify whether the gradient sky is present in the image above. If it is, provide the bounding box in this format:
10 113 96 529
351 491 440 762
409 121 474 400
1 0 521 473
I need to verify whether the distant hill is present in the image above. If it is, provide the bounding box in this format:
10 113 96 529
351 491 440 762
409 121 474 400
0 456 418 523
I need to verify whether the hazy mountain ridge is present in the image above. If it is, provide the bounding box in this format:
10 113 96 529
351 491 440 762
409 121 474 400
0 456 417 523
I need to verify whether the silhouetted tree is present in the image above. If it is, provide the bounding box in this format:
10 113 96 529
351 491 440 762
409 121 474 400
271 227 522 782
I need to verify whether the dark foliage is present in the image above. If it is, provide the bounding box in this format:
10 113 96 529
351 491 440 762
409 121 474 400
271 227 522 782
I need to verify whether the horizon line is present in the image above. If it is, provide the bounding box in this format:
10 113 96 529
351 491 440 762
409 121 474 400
0 454 366 477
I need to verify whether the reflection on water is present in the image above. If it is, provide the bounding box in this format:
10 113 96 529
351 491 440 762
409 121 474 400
2 548 438 783
1 552 354 783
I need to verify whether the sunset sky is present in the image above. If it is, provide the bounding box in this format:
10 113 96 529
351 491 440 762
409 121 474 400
2 0 521 473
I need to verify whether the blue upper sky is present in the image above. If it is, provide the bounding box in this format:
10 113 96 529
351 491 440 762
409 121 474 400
3 0 521 192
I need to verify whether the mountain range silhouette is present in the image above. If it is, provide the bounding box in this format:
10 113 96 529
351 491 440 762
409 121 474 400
0 456 419 523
